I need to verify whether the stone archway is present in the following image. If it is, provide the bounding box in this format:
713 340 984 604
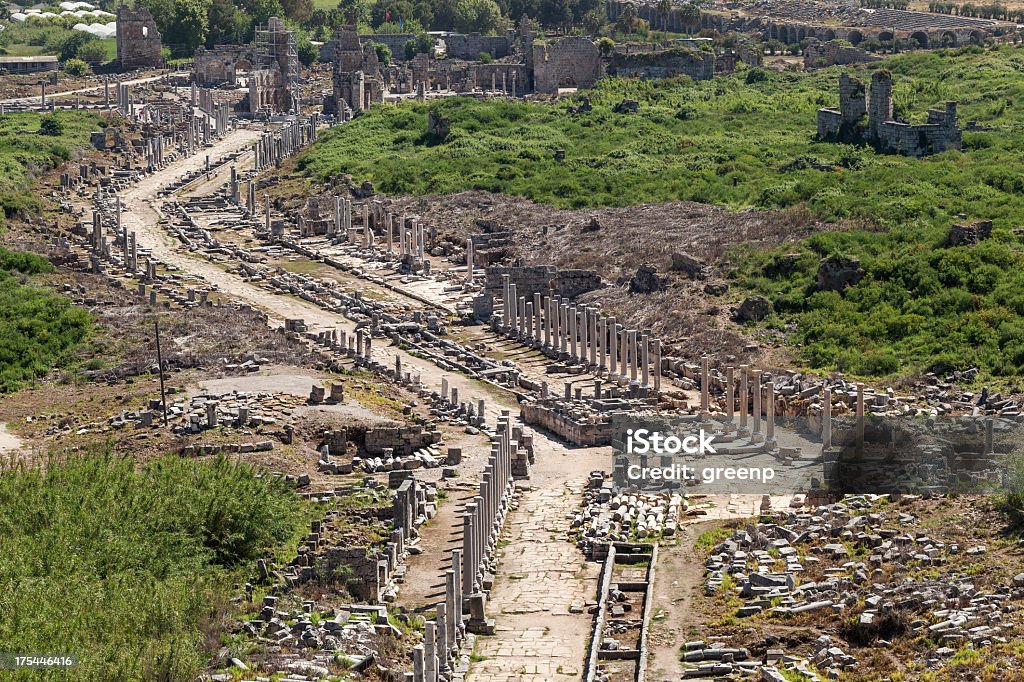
910 31 929 48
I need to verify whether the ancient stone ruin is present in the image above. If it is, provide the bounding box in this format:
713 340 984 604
249 17 300 115
116 5 162 70
817 71 962 157
329 26 384 117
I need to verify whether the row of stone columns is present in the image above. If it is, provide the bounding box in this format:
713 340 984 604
498 276 663 393
252 116 318 172
312 326 373 362
409 415 519 680
697 361 870 449
460 411 516 628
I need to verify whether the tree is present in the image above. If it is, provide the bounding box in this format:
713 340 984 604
282 0 314 24
297 28 319 64
336 0 368 25
142 0 210 55
657 0 671 30
62 58 91 76
453 0 504 33
678 2 700 33
38 115 64 137
597 36 614 56
403 33 434 58
208 0 250 46
615 2 637 34
53 32 97 63
374 42 392 64
582 6 606 34
76 40 107 65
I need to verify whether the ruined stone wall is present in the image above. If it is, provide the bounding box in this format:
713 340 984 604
818 71 961 156
803 39 879 69
364 425 441 456
443 33 513 60
608 48 714 81
317 546 384 602
520 403 612 446
194 46 255 86
532 37 602 93
116 5 162 70
484 265 603 301
249 66 288 113
817 109 844 139
331 27 384 114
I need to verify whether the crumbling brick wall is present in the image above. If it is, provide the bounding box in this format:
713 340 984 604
443 33 512 59
116 5 162 69
532 37 602 94
608 47 714 81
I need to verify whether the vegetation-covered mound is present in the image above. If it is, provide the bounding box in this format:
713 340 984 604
300 45 1024 380
0 452 306 681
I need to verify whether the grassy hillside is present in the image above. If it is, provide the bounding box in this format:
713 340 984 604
0 111 103 226
0 452 306 681
301 45 1024 379
0 249 90 392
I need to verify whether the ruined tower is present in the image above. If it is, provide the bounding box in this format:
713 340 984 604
116 5 163 70
868 70 894 141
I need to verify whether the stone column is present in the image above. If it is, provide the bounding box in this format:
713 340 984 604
751 370 762 441
543 295 552 348
579 308 589 365
436 603 450 675
641 333 650 390
738 365 749 434
725 367 734 422
333 196 341 237
501 275 511 328
823 386 832 449
569 306 578 361
363 204 372 248
387 213 394 254
700 356 710 414
413 645 425 682
765 381 776 447
462 504 475 596
600 317 609 373
424 622 438 682
627 330 638 384
466 238 474 283
508 283 518 335
445 568 459 645
533 293 542 344
525 301 534 345
619 326 628 380
561 304 571 355
652 339 662 393
607 318 618 379
589 310 598 366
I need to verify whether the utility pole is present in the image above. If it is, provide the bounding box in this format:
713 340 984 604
155 319 168 426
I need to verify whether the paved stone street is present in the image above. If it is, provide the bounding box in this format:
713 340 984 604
468 445 606 681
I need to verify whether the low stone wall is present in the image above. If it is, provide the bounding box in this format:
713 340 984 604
484 265 602 302
520 402 613 446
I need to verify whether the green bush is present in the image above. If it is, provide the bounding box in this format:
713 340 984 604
0 451 305 681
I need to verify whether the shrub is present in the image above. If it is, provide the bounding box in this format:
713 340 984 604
62 57 91 77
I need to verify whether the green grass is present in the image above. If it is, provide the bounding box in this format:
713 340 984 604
0 111 104 226
0 451 306 681
0 248 91 392
300 44 1024 380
